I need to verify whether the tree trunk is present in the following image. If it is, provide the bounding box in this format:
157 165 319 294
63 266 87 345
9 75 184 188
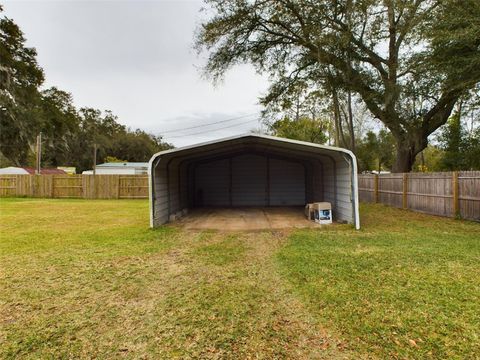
346 90 356 153
393 144 419 173
332 88 346 147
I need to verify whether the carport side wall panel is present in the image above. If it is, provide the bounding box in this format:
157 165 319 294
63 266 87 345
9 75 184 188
333 162 354 223
322 158 353 223
179 162 189 210
312 161 324 203
305 162 315 204
153 161 169 226
168 161 181 215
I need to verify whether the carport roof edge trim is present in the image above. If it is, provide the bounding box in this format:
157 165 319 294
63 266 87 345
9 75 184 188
149 133 356 160
148 133 360 230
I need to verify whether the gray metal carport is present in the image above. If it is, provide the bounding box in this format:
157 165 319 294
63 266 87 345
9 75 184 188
148 134 360 229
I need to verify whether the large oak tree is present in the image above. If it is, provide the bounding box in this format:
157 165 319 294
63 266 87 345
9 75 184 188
0 6 44 165
196 0 480 172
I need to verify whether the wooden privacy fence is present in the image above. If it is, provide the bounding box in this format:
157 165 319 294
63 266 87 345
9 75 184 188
358 171 480 221
0 175 149 199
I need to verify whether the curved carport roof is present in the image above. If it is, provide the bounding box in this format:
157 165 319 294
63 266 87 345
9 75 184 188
149 133 360 229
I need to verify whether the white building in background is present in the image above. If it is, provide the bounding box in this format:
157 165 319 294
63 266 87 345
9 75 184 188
82 162 149 175
0 167 66 175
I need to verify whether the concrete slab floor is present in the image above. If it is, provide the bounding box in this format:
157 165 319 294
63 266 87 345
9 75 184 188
176 207 321 231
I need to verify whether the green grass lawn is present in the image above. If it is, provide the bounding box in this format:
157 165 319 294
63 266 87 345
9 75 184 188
0 198 479 359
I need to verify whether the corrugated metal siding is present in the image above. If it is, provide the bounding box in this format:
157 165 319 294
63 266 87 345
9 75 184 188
312 161 324 202
153 163 169 225
169 163 180 213
179 163 188 210
232 154 267 206
323 159 353 223
195 159 230 206
269 158 305 205
151 139 356 227
322 159 336 212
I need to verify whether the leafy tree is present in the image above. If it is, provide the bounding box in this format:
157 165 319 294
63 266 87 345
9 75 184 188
437 112 480 170
68 108 173 172
39 87 80 167
464 128 480 170
0 10 173 172
267 116 328 144
0 6 44 165
104 156 127 163
437 112 466 170
413 145 445 172
356 129 396 172
110 129 172 163
196 0 480 172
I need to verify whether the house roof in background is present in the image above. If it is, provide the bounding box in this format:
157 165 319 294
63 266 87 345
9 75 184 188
96 162 149 168
23 167 67 175
0 167 66 175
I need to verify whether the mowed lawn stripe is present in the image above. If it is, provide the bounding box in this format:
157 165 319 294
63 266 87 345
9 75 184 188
277 204 480 359
1 199 479 358
1 199 346 359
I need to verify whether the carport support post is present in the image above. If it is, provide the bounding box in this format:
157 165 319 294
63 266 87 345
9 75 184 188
266 157 270 205
229 158 233 206
166 160 171 218
117 175 121 199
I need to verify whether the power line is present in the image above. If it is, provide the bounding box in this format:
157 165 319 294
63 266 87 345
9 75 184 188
160 113 258 134
167 118 260 138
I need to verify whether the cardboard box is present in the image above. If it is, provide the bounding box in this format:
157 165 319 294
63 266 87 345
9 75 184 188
312 202 332 225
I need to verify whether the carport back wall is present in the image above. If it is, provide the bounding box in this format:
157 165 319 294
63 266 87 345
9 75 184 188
190 153 309 207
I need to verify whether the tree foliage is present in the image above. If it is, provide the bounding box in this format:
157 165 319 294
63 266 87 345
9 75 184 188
196 0 480 172
437 112 480 170
267 116 328 144
356 129 396 172
0 8 44 165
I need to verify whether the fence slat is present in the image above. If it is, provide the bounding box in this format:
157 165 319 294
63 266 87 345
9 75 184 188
0 175 148 200
358 171 480 221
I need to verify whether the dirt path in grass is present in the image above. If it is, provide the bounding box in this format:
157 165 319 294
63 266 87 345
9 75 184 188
1 225 353 359
147 229 352 359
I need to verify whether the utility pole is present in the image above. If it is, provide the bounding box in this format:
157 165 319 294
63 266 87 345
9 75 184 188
35 132 42 174
93 143 97 176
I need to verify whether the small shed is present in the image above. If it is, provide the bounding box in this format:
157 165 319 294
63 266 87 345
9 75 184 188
148 134 360 229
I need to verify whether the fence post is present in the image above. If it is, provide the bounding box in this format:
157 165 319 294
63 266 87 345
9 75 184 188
402 173 408 209
452 171 460 218
51 175 55 198
15 175 19 196
374 174 379 203
93 175 97 199
117 175 121 199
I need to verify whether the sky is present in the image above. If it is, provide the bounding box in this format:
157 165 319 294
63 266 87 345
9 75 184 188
3 0 269 147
